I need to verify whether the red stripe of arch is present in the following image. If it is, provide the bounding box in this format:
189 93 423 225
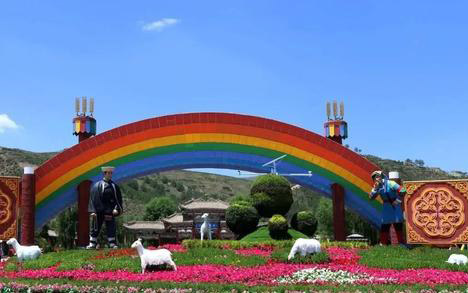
35 113 378 193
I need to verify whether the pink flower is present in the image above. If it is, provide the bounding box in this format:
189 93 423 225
158 244 187 253
235 248 272 257
2 246 468 286
325 247 361 265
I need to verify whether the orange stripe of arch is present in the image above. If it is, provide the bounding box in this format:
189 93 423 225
36 123 373 193
36 134 374 204
35 124 372 193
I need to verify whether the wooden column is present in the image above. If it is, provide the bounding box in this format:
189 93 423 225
329 136 346 242
331 183 346 241
77 180 92 247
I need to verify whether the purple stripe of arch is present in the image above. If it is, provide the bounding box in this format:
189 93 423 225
35 151 382 229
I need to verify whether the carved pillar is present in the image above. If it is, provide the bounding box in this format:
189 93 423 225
77 180 92 247
21 167 36 245
331 183 346 241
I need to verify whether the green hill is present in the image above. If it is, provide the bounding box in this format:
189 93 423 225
0 146 251 222
1 146 466 225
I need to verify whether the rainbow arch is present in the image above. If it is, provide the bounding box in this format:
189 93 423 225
34 113 381 229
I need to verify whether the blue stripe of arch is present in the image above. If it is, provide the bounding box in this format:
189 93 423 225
35 151 381 229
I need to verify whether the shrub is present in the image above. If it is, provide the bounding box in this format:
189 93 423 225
250 174 293 217
225 203 260 239
268 214 289 240
143 196 177 221
126 180 139 190
182 239 296 249
57 207 77 249
229 194 253 205
291 211 318 237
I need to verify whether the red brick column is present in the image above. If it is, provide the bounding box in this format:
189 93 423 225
77 180 92 247
331 183 346 241
328 136 346 241
21 167 36 245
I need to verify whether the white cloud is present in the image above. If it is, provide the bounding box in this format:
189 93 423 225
0 114 19 133
142 18 180 32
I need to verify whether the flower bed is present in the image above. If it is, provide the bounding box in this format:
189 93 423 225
2 242 468 290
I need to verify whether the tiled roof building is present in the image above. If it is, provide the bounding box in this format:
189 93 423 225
124 198 234 243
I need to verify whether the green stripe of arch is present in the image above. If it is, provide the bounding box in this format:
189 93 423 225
37 142 382 211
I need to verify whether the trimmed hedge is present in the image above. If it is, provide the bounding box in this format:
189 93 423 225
250 174 293 217
225 203 260 239
268 215 289 240
291 210 318 237
182 239 369 249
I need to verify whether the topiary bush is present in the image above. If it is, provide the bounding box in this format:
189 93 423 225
291 210 318 237
268 214 289 240
225 203 260 239
250 174 293 218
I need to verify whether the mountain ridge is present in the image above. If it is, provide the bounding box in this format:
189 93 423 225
1 145 466 223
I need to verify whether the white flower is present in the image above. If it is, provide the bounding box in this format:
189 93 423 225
277 267 374 284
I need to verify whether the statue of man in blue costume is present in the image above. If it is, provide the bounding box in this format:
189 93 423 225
86 166 123 249
369 170 406 246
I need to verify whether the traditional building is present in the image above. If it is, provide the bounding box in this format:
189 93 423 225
123 221 166 242
124 198 234 243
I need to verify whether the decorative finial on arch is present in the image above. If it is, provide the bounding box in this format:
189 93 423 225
75 97 80 116
82 97 87 115
90 97 95 117
340 101 344 120
333 100 338 120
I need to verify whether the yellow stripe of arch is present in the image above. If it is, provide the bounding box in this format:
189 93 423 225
36 133 373 204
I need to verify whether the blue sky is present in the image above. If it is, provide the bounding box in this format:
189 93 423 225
1 1 467 176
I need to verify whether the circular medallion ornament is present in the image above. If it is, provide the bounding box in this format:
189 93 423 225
412 187 465 238
0 191 12 225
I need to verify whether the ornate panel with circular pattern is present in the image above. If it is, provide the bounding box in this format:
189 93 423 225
0 176 20 240
404 180 468 245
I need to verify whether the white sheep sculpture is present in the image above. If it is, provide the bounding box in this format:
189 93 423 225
288 238 321 260
6 238 41 261
131 239 177 273
200 213 211 241
446 254 468 265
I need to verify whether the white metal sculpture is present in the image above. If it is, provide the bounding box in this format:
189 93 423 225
238 154 313 177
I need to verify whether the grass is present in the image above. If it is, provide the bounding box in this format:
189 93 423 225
173 247 267 266
6 249 100 271
240 226 308 242
359 245 468 272
2 277 468 293
5 247 268 273
3 241 468 292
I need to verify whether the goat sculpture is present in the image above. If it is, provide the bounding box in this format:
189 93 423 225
131 239 177 273
6 238 41 261
288 238 321 260
200 213 212 241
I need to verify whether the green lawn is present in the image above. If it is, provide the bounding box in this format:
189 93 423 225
3 241 468 293
240 226 308 242
359 245 468 272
